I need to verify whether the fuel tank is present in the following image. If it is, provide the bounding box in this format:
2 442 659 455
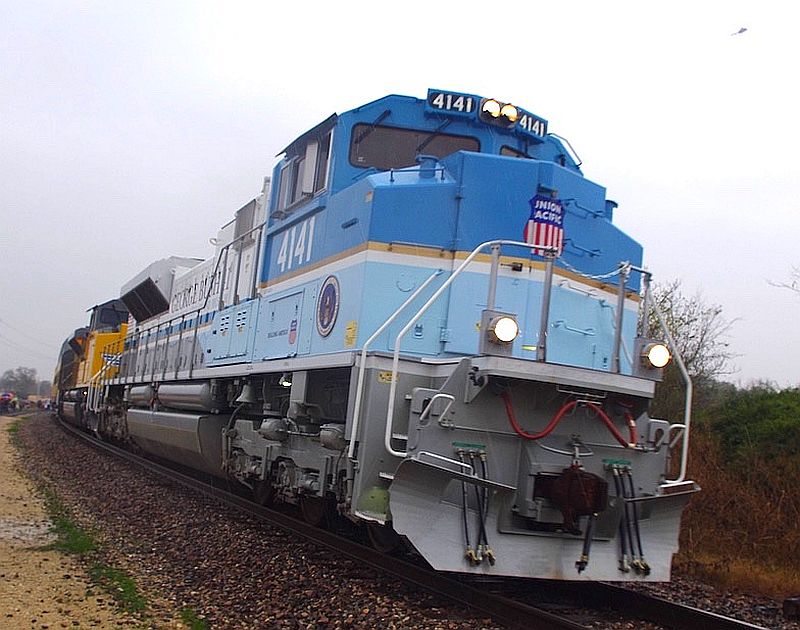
126 409 228 477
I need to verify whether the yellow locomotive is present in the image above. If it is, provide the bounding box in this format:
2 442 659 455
53 299 128 430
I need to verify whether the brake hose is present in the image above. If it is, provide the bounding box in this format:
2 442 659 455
501 390 633 448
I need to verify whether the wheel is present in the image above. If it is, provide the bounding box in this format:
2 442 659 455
252 480 275 507
366 521 402 554
86 410 100 434
300 495 329 527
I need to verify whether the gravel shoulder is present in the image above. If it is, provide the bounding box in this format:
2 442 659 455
0 414 139 629
15 413 501 630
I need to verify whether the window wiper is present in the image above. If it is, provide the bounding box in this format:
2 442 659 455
354 109 391 145
415 119 452 154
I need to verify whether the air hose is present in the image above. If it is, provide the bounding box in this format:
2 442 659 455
457 451 477 565
612 468 631 572
500 390 635 448
625 468 650 575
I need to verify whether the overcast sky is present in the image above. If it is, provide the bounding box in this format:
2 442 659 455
1 1 798 387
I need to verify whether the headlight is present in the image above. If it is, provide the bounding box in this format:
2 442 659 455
500 103 519 123
488 316 519 344
642 343 671 369
481 99 501 119
479 98 520 128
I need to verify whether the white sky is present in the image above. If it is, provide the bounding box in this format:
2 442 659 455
1 0 798 387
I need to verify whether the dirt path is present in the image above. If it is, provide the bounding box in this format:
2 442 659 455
0 415 137 629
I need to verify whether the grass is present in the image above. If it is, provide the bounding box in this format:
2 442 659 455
6 417 22 445
180 608 210 630
39 486 97 555
89 564 148 614
8 416 150 618
39 487 149 614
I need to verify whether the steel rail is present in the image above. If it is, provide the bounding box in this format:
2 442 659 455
54 417 584 630
589 582 769 630
54 417 769 630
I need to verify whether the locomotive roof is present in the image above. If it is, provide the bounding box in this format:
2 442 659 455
278 113 337 156
277 90 553 159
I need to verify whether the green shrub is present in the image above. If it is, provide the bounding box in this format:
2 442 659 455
707 385 800 465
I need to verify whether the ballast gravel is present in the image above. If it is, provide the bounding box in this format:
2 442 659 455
15 414 800 629
17 415 501 629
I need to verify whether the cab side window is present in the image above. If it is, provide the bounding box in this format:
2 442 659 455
276 130 333 214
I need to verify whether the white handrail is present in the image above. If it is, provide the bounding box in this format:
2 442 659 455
384 239 546 457
347 269 442 461
651 297 693 483
419 392 455 423
87 363 113 413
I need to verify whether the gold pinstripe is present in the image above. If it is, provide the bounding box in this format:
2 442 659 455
260 241 641 301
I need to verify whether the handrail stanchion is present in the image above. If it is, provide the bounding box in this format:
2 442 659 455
486 244 500 310
347 269 443 465
250 225 264 300
536 251 556 362
641 271 653 339
188 312 201 378
232 235 243 305
161 317 172 380
140 329 150 382
627 263 693 484
218 248 229 312
611 262 630 373
174 314 185 379
651 299 693 483
384 240 552 458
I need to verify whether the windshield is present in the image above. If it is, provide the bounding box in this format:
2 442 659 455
349 123 479 170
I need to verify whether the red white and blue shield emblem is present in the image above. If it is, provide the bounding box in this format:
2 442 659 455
523 194 564 257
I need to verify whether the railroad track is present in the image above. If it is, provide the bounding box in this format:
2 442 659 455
54 417 768 630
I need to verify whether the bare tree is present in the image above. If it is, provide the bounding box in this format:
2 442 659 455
769 265 800 295
649 280 738 380
647 280 738 418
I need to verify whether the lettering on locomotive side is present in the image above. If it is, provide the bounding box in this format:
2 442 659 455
532 198 563 225
170 264 220 313
276 216 316 274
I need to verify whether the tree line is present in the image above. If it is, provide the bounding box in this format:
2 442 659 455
0 367 51 399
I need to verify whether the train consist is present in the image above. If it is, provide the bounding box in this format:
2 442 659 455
53 89 697 581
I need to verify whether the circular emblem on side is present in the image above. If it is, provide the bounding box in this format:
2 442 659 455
316 275 340 337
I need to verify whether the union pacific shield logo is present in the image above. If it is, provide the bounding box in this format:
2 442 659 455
523 194 564 257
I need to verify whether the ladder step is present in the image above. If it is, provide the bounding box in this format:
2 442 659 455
391 433 408 441
379 471 395 480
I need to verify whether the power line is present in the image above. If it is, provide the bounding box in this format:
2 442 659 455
0 333 55 362
0 317 60 352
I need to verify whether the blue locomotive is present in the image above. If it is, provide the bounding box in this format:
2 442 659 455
55 89 697 581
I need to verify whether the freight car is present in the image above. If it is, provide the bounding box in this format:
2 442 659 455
55 88 697 581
